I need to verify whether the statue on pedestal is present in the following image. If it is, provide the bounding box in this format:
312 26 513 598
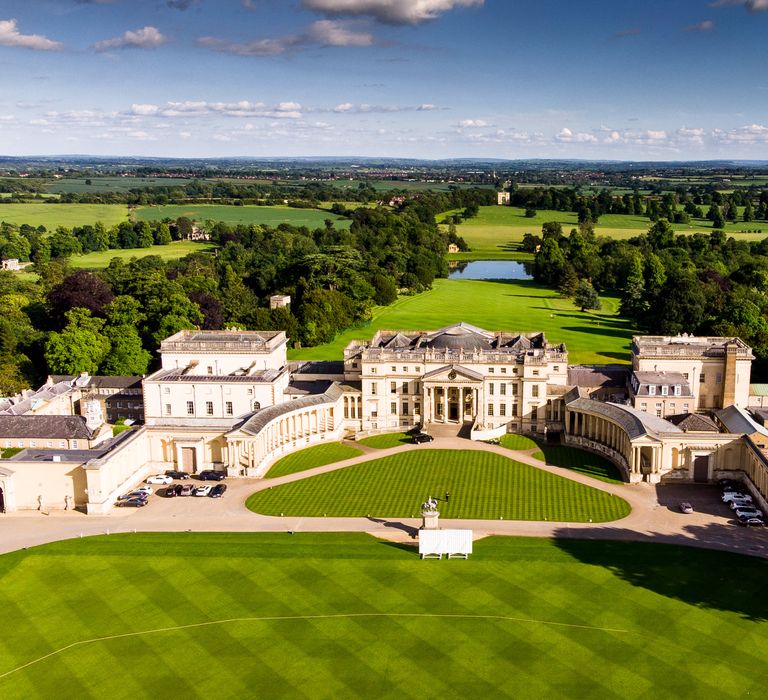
421 496 440 530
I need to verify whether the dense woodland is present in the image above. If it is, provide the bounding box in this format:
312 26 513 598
0 194 484 395
532 218 768 375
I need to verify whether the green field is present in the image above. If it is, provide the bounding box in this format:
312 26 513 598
265 442 363 478
357 432 412 449
68 240 216 269
449 206 768 260
289 277 636 365
134 204 351 229
46 177 196 194
246 449 630 521
0 203 129 229
1 533 766 698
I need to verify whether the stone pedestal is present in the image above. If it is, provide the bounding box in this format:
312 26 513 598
421 510 440 530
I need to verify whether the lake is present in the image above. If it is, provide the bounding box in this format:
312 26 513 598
447 260 533 280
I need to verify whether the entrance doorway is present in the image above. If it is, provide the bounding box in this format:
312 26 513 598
0 486 5 513
693 455 709 483
181 447 197 473
448 402 459 421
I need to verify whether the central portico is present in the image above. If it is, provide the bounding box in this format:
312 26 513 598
422 364 484 423
343 322 569 434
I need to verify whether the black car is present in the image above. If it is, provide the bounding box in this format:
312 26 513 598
412 432 434 444
198 470 226 481
210 483 227 498
116 497 147 507
165 484 183 498
165 470 191 480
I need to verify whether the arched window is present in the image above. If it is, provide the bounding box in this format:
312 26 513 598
253 401 261 411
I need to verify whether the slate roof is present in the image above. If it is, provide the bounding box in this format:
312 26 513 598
567 365 629 388
667 413 720 432
50 375 142 390
565 393 682 439
233 383 344 437
0 415 94 440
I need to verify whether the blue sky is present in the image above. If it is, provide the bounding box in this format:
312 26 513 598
0 0 767 160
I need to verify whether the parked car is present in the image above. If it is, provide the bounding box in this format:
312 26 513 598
165 484 183 498
164 470 191 480
198 470 225 481
735 508 764 520
116 497 147 507
729 499 755 511
679 502 694 514
722 492 752 504
210 483 227 498
718 478 739 489
135 486 153 496
722 484 744 494
737 516 764 527
146 474 173 485
194 485 212 497
117 490 149 501
412 432 434 444
179 484 195 496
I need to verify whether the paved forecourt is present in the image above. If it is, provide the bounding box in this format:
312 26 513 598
2 437 768 560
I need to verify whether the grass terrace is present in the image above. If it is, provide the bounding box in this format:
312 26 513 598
289 277 636 365
357 432 412 449
1 533 766 698
246 449 630 522
265 442 363 478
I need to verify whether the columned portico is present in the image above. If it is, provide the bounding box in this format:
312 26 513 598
421 365 483 425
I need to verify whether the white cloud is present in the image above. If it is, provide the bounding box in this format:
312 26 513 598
94 26 170 51
306 20 373 46
198 19 372 56
555 127 597 143
129 100 305 119
0 19 63 51
676 126 706 144
684 19 715 31
302 0 484 25
713 124 768 143
710 0 768 11
459 119 489 128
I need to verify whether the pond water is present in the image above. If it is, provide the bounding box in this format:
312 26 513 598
448 260 533 280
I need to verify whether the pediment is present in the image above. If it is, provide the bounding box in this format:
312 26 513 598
422 364 484 383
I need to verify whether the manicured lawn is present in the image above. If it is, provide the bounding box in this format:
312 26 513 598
134 204 351 229
0 203 129 229
246 449 630 522
498 434 541 451
357 432 412 449
1 533 766 698
289 277 636 365
539 445 626 484
69 241 216 269
265 442 363 478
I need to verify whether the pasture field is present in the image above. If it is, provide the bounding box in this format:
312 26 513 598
1 533 765 699
68 241 216 269
265 442 363 478
448 206 768 260
134 204 351 229
0 203 129 229
288 277 636 365
45 177 196 194
246 449 630 521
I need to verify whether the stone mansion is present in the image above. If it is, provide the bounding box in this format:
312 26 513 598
2 323 768 515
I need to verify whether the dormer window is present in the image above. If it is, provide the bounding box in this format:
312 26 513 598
649 385 656 396
674 385 681 396
661 385 669 396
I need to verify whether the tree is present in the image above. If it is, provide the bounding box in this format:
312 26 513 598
176 216 194 240
45 308 110 375
744 200 754 222
573 280 601 312
48 271 114 324
154 223 172 245
49 227 82 259
524 206 537 218
647 219 675 251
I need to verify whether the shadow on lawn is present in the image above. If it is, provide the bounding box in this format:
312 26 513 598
552 524 768 621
